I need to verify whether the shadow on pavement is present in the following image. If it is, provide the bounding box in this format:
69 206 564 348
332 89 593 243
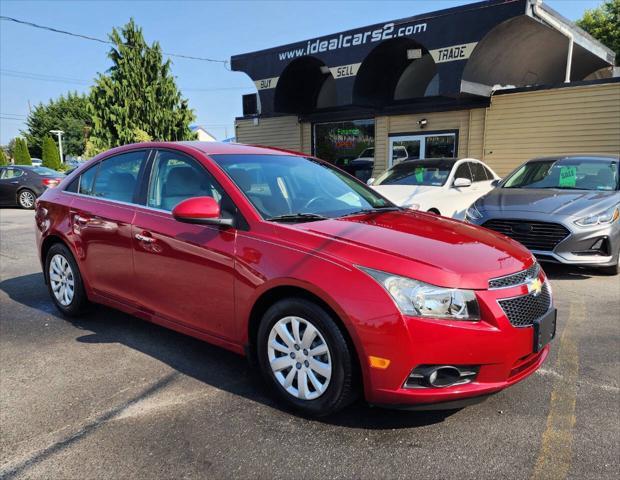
541 262 612 280
0 272 454 430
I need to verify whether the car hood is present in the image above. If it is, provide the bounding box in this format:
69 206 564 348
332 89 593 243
289 211 532 289
372 185 439 207
478 188 620 217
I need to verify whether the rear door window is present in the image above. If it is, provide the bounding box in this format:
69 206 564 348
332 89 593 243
470 162 489 182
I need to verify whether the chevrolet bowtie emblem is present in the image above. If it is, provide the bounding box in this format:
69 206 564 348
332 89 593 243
527 278 543 296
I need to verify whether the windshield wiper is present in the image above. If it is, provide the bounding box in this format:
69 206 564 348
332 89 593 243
266 213 328 223
339 206 402 217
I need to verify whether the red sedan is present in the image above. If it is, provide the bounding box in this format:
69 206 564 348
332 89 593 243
34 142 556 416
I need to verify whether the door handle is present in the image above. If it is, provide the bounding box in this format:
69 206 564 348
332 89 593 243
135 233 155 243
10 181 19 184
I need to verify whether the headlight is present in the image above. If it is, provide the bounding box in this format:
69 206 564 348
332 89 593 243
465 203 483 221
574 204 619 227
358 267 480 321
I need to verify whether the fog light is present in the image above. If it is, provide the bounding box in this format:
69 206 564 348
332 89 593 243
404 365 479 388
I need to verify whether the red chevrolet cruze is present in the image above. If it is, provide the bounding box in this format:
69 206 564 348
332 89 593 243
35 142 556 416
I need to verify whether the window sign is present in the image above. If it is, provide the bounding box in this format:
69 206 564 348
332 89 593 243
313 119 375 167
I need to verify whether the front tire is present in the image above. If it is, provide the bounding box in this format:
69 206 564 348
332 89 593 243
17 189 36 209
45 243 90 316
257 298 356 417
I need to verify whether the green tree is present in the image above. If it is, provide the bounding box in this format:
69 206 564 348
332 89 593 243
23 92 91 158
88 19 196 149
13 138 32 165
577 0 620 65
42 136 61 170
0 148 8 166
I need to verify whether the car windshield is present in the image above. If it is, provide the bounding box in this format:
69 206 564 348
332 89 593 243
373 160 455 186
358 148 374 158
503 158 619 191
210 154 393 221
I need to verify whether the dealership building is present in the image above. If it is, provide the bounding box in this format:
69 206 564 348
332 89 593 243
231 0 619 178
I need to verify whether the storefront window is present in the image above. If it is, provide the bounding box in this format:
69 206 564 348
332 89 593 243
313 119 375 167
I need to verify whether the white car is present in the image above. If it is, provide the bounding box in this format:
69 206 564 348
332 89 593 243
370 158 500 219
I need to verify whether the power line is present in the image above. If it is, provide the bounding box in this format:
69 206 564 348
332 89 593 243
0 15 230 67
0 68 253 92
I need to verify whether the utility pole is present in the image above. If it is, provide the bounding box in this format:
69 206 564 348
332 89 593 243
49 130 64 163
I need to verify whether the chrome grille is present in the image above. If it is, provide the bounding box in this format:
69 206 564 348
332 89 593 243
483 220 570 251
498 283 552 327
489 263 540 289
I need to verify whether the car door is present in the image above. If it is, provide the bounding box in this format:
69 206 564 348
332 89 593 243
68 150 148 305
0 167 24 205
131 149 238 339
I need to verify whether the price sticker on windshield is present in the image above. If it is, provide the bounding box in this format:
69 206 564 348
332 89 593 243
559 166 577 187
415 167 424 182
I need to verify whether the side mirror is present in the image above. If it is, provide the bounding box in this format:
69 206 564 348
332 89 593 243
491 179 501 187
172 196 234 227
366 177 375 186
453 177 472 188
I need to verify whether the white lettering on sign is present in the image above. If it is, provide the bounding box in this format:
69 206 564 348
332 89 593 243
254 77 279 90
329 63 362 79
430 42 478 63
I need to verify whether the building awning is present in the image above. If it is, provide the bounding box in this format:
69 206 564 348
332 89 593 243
231 0 615 117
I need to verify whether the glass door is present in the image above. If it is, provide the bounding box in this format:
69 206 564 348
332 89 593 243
388 132 456 167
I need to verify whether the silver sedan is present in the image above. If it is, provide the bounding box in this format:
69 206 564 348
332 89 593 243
466 155 620 275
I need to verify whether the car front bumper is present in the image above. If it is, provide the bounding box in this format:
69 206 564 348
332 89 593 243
469 211 620 268
361 275 554 407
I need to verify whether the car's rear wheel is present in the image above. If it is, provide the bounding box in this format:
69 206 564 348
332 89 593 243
17 189 36 209
257 298 356 417
45 243 90 316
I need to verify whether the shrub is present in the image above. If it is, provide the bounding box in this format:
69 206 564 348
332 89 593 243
13 138 32 165
42 136 61 170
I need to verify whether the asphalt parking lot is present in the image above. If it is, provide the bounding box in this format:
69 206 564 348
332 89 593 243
1 208 618 480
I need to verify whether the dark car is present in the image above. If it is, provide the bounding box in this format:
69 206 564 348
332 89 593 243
466 155 620 275
0 165 64 209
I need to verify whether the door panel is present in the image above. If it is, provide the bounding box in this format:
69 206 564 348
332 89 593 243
131 149 237 339
0 168 23 204
71 198 137 303
132 209 236 338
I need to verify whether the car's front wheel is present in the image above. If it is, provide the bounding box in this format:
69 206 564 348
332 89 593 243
17 189 36 209
45 243 90 316
257 298 356 417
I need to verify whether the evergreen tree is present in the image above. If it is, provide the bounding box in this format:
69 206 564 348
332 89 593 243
42 136 61 170
13 139 32 165
88 19 196 150
0 148 8 166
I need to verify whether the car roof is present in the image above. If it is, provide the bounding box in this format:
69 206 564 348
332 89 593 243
527 154 620 163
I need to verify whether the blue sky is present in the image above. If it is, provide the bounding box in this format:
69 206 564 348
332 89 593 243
0 0 603 144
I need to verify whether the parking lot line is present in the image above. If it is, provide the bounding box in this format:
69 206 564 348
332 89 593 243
531 299 582 480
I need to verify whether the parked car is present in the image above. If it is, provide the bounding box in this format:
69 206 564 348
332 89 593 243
35 142 555 416
370 158 500 219
31 158 43 167
345 146 410 184
0 165 64 209
467 155 620 275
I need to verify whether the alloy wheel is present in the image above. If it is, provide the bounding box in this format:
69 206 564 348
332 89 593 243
49 254 75 306
267 316 332 401
19 190 35 209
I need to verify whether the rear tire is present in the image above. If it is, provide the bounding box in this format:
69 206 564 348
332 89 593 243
45 243 90 316
257 297 356 417
17 189 36 209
